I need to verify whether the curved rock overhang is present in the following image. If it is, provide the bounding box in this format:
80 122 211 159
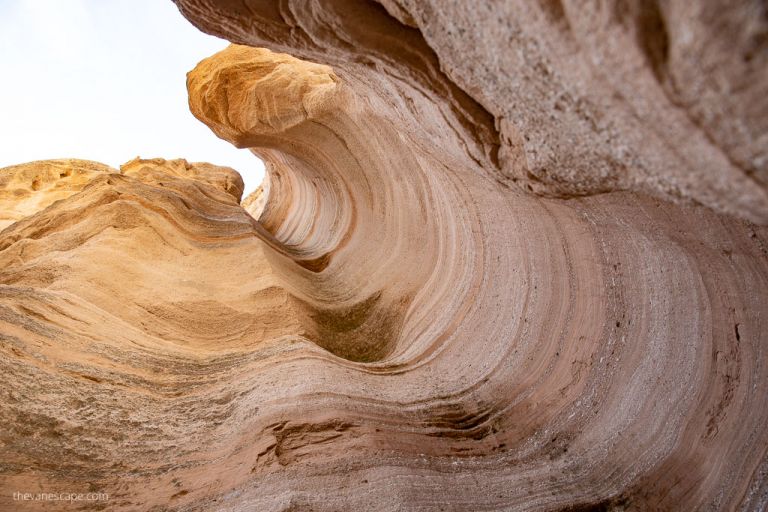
0 1 766 511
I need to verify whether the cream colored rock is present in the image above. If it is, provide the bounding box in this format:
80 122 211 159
242 174 269 220
0 2 766 512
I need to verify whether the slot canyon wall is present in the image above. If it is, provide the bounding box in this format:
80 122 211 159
1 0 767 510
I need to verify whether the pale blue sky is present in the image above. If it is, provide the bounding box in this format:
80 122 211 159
0 0 265 195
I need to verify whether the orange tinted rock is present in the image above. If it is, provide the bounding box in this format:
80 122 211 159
0 3 767 511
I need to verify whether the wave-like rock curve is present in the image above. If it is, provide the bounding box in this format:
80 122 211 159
0 1 767 511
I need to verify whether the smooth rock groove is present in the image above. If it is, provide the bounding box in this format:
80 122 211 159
0 1 766 511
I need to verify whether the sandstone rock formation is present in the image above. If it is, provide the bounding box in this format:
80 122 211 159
0 160 115 231
0 1 767 511
177 0 768 223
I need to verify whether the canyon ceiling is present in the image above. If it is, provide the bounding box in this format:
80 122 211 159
1 0 767 511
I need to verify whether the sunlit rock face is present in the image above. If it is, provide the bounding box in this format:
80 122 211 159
0 159 115 231
0 1 766 512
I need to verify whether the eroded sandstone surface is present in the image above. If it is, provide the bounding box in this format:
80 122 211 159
1 1 767 511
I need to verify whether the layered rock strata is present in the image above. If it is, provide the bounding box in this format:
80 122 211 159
177 0 768 223
0 160 115 231
0 1 766 511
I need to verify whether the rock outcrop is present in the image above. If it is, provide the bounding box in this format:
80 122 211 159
0 160 115 231
177 0 768 223
0 1 767 511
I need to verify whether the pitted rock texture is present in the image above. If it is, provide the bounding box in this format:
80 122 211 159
0 159 114 231
177 0 768 223
0 2 767 512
